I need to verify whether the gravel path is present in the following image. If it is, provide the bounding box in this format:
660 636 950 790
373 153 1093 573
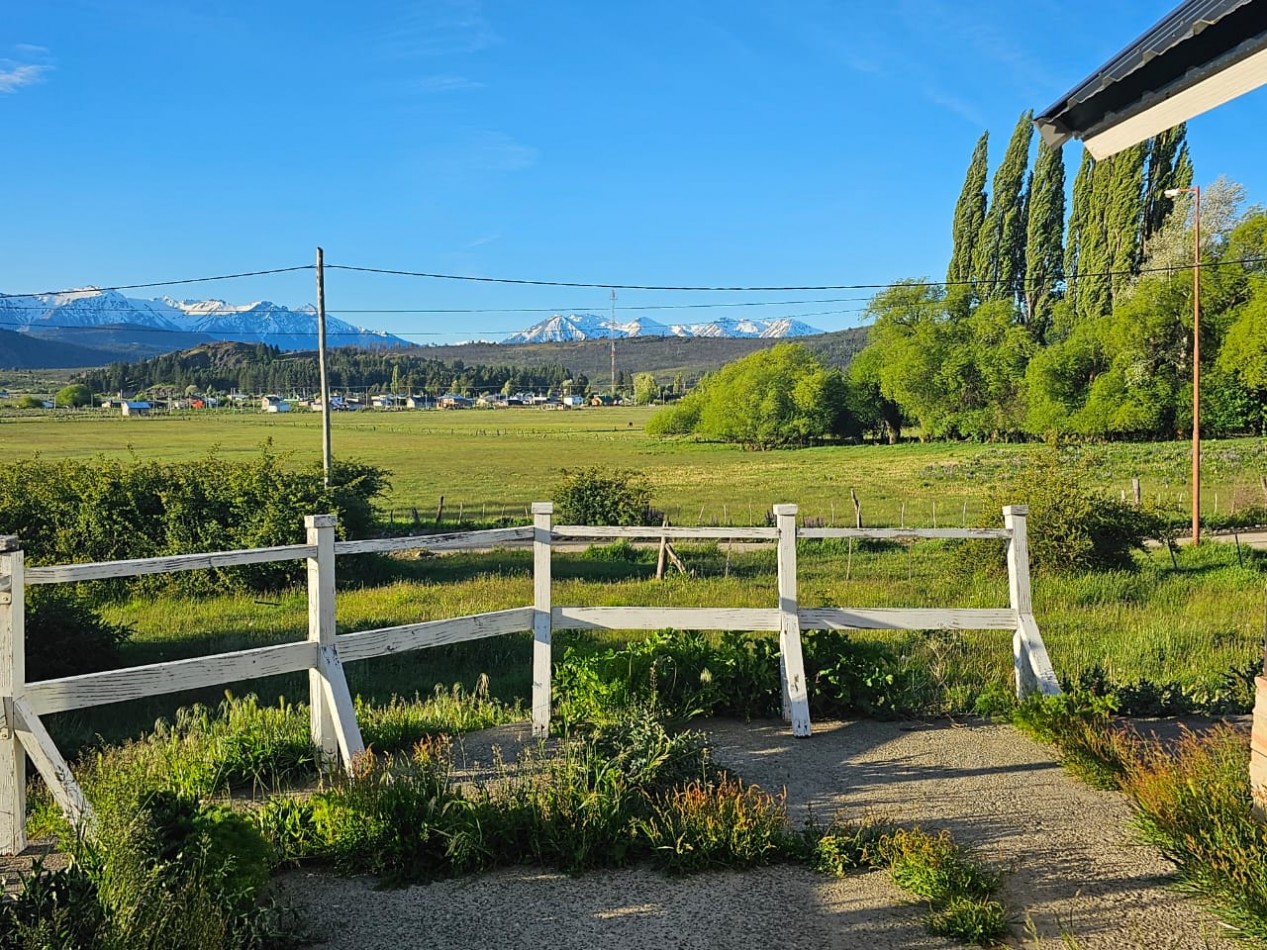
277 718 1240 949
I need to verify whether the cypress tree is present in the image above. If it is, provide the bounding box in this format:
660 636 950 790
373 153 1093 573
947 132 989 286
1105 142 1148 299
1024 140 1065 338
1142 124 1189 245
973 111 1033 304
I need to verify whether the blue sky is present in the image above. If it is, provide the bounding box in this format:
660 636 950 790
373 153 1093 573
4 0 1266 344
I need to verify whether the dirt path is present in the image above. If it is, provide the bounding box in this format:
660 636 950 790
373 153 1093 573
277 719 1239 949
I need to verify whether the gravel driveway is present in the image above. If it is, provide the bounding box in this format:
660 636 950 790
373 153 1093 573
278 718 1239 949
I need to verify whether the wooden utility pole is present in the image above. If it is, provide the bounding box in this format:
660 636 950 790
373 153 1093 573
316 247 332 485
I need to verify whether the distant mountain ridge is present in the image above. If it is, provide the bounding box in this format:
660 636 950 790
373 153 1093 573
502 312 823 344
0 288 410 359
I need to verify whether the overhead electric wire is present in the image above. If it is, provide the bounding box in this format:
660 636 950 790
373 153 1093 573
5 254 1263 302
0 266 314 300
325 255 1267 292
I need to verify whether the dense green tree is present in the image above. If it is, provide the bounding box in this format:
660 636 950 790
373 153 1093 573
54 383 92 407
1105 143 1149 300
646 344 857 449
632 372 658 405
973 112 1033 305
1023 140 1065 339
1142 125 1191 247
947 132 989 288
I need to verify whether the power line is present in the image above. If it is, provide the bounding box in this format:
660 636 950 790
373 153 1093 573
0 266 314 300
325 255 1267 292
0 306 872 339
0 296 876 314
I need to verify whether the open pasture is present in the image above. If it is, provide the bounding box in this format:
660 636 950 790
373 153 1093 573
3 407 1265 528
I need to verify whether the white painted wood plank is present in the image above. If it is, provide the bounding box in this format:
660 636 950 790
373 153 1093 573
553 525 777 541
798 607 1018 631
0 543 25 855
775 505 811 737
532 503 553 738
334 526 533 556
1015 613 1061 698
25 544 317 585
552 606 781 632
1003 506 1033 615
306 515 338 764
24 641 318 716
13 698 94 832
316 645 365 771
798 528 1010 540
335 607 535 663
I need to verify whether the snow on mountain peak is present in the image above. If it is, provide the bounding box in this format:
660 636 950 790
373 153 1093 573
503 312 823 344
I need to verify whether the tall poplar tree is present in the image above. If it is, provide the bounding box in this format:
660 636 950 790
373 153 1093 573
973 111 1033 305
1105 142 1148 299
947 132 989 286
1024 140 1065 339
1141 124 1192 250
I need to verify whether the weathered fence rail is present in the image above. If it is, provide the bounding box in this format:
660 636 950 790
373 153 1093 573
0 503 1058 856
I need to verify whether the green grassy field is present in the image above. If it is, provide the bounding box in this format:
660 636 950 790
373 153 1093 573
4 407 1266 528
4 408 1266 748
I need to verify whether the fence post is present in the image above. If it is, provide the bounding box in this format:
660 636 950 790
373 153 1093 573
774 505 811 737
306 514 365 771
532 503 553 737
0 537 25 854
1003 505 1060 699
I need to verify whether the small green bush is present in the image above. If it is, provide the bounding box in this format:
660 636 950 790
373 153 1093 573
553 467 653 526
927 896 1009 945
1119 726 1267 938
25 586 132 681
1013 691 1133 790
984 449 1162 574
641 778 790 874
879 827 1001 903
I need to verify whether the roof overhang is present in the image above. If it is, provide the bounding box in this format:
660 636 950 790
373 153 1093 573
1035 0 1267 159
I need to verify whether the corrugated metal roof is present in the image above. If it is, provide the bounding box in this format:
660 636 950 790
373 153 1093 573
1035 0 1267 152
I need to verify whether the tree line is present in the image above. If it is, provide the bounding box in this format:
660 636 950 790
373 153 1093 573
854 114 1267 441
77 342 592 398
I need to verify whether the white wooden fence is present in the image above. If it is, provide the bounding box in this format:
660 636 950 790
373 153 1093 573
0 503 1057 855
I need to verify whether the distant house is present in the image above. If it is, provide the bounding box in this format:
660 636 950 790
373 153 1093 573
261 395 291 413
438 394 474 409
405 395 434 410
371 394 405 410
121 401 151 417
562 394 586 407
590 394 617 407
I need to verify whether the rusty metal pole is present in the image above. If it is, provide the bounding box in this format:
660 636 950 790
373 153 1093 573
1191 186 1201 546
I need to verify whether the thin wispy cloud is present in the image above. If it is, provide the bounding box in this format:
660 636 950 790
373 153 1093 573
379 0 501 59
417 74 484 92
0 62 50 93
920 85 989 128
421 131 539 177
462 232 500 249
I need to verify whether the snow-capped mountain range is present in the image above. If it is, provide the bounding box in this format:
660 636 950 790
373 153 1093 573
502 313 823 344
0 288 409 351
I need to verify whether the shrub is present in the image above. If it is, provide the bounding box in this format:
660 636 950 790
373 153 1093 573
878 827 1001 903
641 778 790 874
1119 725 1267 938
54 384 92 408
25 586 132 681
0 860 107 948
983 449 1161 573
0 448 389 593
1013 691 1133 790
553 467 653 526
